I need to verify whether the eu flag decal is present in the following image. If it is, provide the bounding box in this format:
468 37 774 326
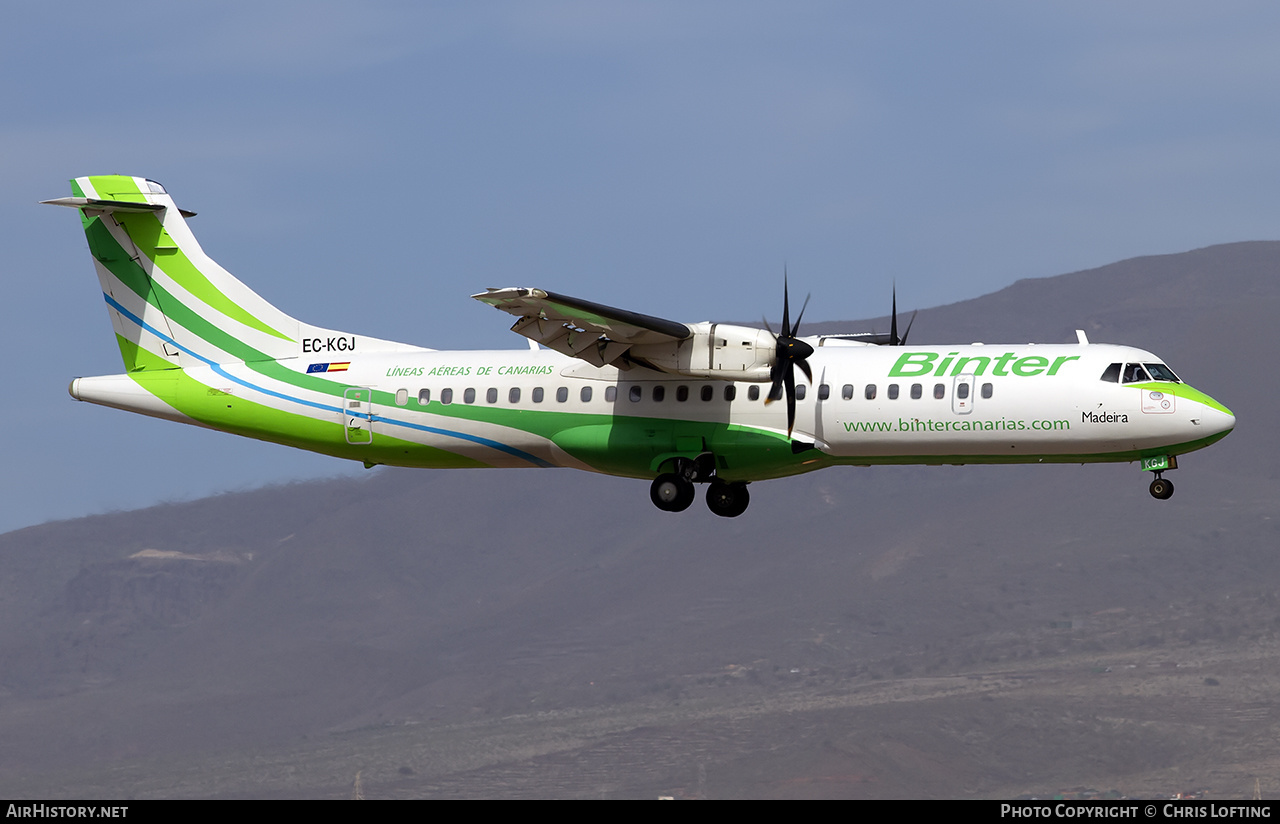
307 362 351 374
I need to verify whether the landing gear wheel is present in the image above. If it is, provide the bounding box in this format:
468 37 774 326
1149 477 1174 500
650 473 695 512
705 480 750 518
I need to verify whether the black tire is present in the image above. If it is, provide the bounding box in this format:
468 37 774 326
651 473 695 512
1149 477 1174 500
705 480 750 518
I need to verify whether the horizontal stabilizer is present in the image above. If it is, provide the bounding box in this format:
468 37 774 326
41 196 196 218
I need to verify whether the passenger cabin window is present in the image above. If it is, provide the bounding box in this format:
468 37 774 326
701 385 714 402
981 383 993 399
910 383 922 400
418 388 431 405
532 387 544 403
818 384 830 400
653 386 665 402
581 386 592 402
887 384 899 400
1101 363 1121 383
769 384 783 401
463 388 476 404
556 387 569 403
933 384 945 400
865 384 877 400
486 388 498 404
509 387 521 403
956 383 970 400
748 385 760 401
676 385 689 402
794 384 806 401
629 386 642 402
724 385 736 401
395 389 408 407
842 384 854 400
441 388 453 405
1122 363 1151 384
605 386 617 402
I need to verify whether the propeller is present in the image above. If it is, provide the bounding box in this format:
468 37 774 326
887 284 917 346
834 285 917 346
762 274 814 437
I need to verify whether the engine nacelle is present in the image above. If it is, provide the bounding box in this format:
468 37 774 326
628 322 776 381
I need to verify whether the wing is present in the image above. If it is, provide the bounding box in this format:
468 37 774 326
473 287 691 368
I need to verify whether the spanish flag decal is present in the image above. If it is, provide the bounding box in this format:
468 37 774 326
306 362 351 374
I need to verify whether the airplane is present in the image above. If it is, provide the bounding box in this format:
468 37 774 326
45 175 1236 517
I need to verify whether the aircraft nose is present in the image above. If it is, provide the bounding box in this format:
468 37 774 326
1214 407 1236 436
1198 400 1235 437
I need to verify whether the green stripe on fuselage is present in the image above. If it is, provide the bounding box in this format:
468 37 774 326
549 417 810 480
127 361 488 469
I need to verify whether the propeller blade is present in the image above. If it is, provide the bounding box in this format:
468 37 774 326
795 356 813 384
890 285 899 345
784 365 796 436
764 363 784 406
791 293 811 337
900 309 917 346
781 276 791 336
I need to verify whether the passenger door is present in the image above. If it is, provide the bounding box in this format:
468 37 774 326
343 387 373 444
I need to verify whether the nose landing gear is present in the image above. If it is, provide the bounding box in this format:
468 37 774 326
1142 454 1178 500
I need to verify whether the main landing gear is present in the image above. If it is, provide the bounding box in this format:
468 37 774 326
705 479 750 518
650 473 696 512
649 455 751 517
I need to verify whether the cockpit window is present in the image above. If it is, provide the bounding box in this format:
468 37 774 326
1122 363 1151 384
1143 363 1181 383
1100 363 1121 383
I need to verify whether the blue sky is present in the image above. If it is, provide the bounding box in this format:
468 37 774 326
4 2 1279 533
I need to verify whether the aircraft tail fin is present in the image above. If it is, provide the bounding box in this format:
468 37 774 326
45 175 305 372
